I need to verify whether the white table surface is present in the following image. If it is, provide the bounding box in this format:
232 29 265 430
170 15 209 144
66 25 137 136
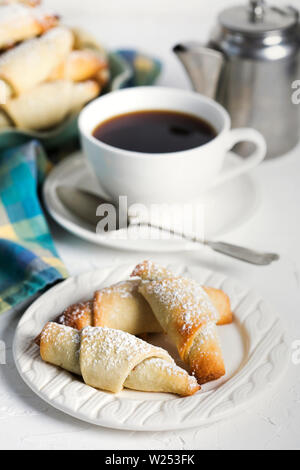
1 0 300 450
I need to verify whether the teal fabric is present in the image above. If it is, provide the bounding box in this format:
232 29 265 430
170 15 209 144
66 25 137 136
0 141 67 314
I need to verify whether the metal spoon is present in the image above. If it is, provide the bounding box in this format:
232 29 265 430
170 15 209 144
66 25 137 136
56 185 279 266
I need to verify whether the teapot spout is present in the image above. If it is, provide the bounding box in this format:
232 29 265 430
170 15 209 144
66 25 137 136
173 42 224 99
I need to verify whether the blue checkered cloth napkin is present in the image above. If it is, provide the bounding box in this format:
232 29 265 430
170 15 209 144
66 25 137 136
0 141 68 314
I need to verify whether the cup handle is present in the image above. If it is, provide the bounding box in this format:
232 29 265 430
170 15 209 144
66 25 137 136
214 128 267 186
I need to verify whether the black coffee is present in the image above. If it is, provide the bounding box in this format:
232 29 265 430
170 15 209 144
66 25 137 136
92 110 216 153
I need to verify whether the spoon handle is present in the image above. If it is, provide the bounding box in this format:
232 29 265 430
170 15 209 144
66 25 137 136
205 240 279 266
136 222 279 266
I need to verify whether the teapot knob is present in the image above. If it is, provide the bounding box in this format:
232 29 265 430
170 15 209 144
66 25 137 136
249 0 265 21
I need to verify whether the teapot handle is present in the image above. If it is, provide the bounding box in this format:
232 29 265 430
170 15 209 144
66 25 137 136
214 128 267 186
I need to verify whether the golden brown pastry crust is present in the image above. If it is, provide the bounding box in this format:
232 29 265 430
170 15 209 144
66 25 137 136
138 277 219 359
133 261 226 384
186 323 225 384
56 281 161 336
55 279 232 338
131 259 173 281
56 301 93 330
133 261 233 326
0 4 59 50
49 49 108 83
203 287 233 325
93 280 161 334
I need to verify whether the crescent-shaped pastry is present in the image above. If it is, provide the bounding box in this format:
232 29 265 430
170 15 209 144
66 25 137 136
0 4 59 50
49 49 108 83
133 261 226 384
3 79 100 130
0 26 74 96
132 260 233 326
39 322 200 396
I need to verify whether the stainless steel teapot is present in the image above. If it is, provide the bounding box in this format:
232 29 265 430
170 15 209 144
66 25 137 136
174 0 300 159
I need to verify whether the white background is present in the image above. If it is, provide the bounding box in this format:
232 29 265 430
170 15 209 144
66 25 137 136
0 0 300 450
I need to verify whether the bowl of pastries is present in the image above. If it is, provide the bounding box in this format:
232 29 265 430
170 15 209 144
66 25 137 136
0 0 132 149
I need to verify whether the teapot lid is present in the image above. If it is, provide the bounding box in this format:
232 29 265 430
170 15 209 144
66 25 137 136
219 1 299 36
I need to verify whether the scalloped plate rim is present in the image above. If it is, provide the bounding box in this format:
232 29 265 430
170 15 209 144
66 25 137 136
13 263 289 431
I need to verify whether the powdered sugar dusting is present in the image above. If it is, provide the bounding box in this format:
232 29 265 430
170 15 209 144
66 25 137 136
143 277 219 335
0 4 57 23
194 322 218 346
40 323 199 395
143 357 180 375
81 326 168 370
58 304 83 325
132 260 173 281
138 357 199 391
98 280 139 300
41 322 80 346
142 260 172 279
0 26 72 67
196 351 221 358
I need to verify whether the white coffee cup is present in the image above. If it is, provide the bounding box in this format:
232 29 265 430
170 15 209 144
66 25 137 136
79 87 266 205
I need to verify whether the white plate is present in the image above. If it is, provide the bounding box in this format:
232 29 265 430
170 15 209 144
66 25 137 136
13 263 289 431
43 152 260 252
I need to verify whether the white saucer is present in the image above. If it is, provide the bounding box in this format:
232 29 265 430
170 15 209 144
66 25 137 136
13 263 289 431
43 151 260 252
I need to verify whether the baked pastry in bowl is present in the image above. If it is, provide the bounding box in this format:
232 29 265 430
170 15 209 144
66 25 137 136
0 0 118 150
